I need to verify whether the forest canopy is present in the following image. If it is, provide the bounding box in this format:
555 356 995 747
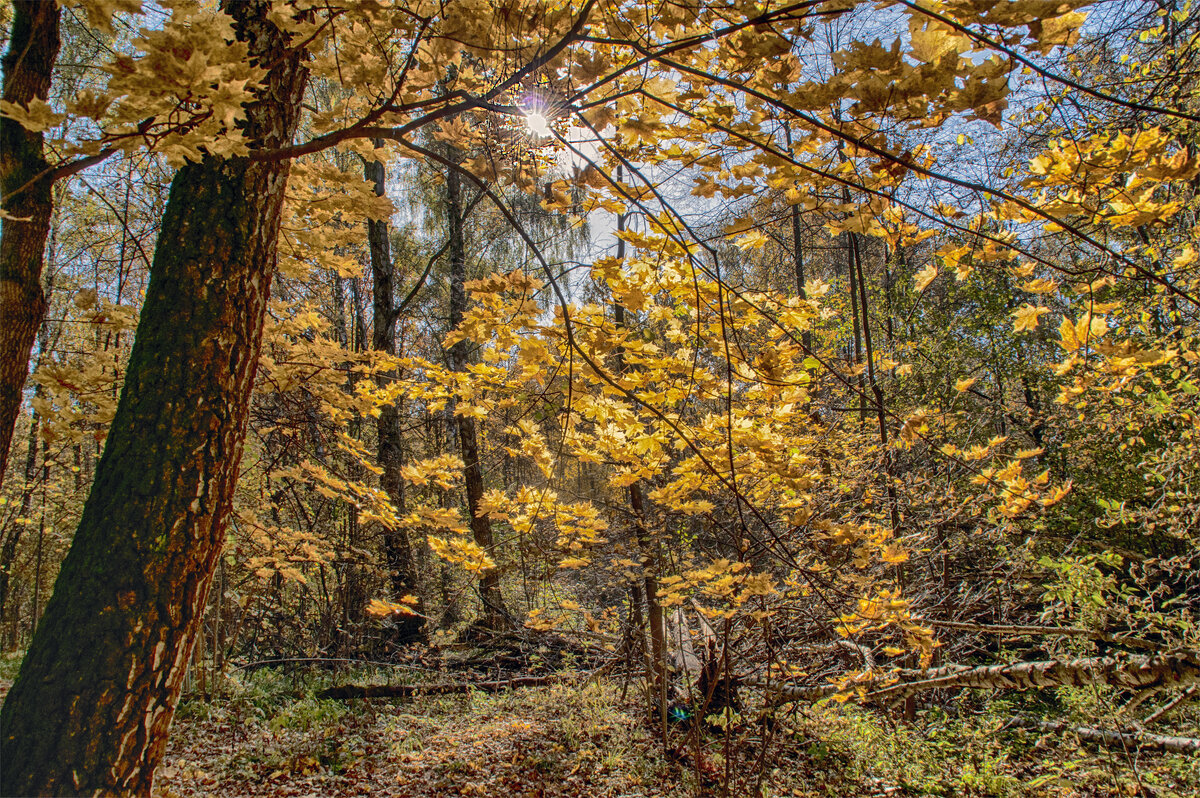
0 0 1198 795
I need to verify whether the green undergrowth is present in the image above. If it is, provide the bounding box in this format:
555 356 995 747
160 668 683 797
770 696 1200 797
0 650 24 682
150 669 1200 796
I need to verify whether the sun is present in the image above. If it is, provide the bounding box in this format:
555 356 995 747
525 111 551 137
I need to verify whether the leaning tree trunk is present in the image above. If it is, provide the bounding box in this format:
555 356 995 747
366 143 424 642
0 0 60 488
0 2 307 794
446 158 508 629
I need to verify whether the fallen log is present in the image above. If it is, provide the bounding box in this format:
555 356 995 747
925 619 1155 651
871 650 1200 701
1143 685 1197 726
1008 717 1200 755
318 673 575 700
751 650 1200 703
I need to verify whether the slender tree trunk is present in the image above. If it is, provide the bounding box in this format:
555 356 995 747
782 123 811 352
334 269 368 653
611 189 666 726
445 155 507 629
851 237 900 534
0 3 307 793
30 478 43 634
0 403 39 619
338 275 368 649
629 476 667 728
833 141 866 423
0 1 60 487
847 232 866 423
882 243 897 348
366 143 423 642
213 558 226 697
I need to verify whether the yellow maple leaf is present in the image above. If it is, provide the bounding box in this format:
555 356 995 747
913 264 937 292
0 98 65 132
366 598 418 618
1011 304 1050 332
735 230 769 250
1021 278 1058 294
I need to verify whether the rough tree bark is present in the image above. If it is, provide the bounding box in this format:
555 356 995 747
0 2 308 794
365 142 423 642
445 156 508 629
0 0 60 488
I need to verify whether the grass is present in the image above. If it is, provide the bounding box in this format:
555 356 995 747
0 658 1186 797
158 669 682 797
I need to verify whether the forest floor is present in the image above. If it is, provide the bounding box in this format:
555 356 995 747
2 655 1197 796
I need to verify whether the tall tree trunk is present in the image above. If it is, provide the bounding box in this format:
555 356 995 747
834 141 866 424
846 231 866 423
366 143 423 642
0 1 60 488
611 191 665 726
446 157 508 629
341 276 367 654
850 236 900 535
0 2 307 793
0 402 40 620
782 123 811 352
